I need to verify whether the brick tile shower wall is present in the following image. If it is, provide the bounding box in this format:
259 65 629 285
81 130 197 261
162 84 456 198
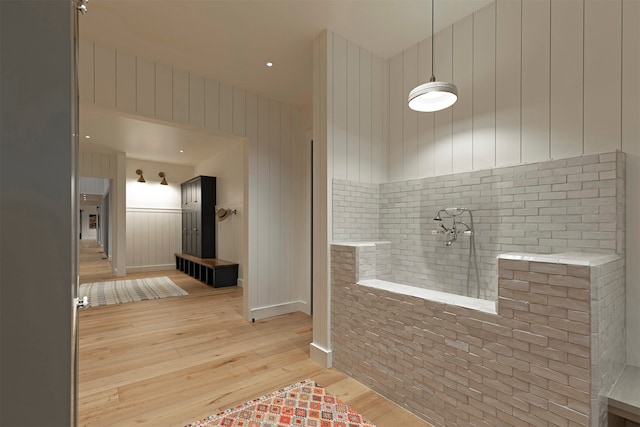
332 152 625 300
592 258 626 426
331 244 624 427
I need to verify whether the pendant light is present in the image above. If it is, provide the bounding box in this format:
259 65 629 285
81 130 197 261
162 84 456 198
408 0 458 112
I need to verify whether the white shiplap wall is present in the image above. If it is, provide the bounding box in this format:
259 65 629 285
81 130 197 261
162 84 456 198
80 41 309 320
388 0 635 179
622 0 640 367
79 150 117 179
195 143 245 283
125 159 194 273
125 208 182 272
79 176 109 196
325 32 388 184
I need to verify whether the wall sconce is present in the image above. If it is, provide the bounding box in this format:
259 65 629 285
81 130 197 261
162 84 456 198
159 172 168 185
136 169 145 183
216 207 237 222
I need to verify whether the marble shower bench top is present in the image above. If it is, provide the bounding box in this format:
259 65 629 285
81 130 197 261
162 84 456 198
498 252 620 266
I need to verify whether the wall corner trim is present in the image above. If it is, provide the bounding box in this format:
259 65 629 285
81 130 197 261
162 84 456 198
310 342 332 368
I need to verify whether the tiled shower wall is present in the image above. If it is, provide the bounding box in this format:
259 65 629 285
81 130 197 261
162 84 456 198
332 181 380 241
333 152 625 300
331 245 626 427
592 258 627 426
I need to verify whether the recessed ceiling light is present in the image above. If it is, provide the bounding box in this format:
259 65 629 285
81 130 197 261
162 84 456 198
84 135 91 139
179 150 184 153
266 62 273 67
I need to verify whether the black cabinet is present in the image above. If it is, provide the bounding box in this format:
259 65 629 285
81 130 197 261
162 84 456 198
181 176 216 258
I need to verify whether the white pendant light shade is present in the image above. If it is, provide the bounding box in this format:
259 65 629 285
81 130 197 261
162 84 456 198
408 79 458 112
408 0 458 113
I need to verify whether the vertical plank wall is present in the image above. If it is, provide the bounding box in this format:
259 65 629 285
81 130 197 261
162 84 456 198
195 144 245 282
622 0 640 366
312 30 388 365
125 208 181 271
79 41 309 320
125 159 195 273
325 32 387 185
387 0 635 178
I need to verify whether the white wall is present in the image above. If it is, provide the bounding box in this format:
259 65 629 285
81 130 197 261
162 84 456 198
80 41 311 320
622 0 640 367
125 159 193 272
321 31 388 184
388 0 636 179
125 158 192 209
195 142 245 281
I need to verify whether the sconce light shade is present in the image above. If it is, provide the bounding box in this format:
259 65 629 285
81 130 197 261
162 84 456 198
136 169 145 183
159 172 168 185
408 78 458 112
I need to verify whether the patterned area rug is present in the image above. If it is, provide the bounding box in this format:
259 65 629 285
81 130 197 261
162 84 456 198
186 379 377 427
79 276 187 307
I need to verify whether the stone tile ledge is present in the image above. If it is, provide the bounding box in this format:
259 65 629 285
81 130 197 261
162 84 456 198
358 278 497 314
608 365 640 424
332 241 390 247
498 251 620 266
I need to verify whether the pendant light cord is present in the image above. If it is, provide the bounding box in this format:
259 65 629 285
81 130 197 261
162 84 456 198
430 0 435 82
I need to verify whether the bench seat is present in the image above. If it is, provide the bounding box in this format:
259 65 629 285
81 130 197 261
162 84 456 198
175 253 238 288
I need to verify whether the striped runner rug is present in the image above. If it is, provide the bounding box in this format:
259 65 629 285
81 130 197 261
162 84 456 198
79 276 187 307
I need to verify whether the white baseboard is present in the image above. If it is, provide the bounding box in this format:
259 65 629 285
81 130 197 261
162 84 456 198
250 301 307 321
126 264 175 274
310 342 332 368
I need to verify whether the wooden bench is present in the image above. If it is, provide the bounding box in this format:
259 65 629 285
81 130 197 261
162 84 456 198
175 253 238 288
608 365 640 425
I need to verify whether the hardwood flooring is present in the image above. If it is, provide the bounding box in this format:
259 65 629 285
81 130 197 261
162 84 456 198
78 241 432 427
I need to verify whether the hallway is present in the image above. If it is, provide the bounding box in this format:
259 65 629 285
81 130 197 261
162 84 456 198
79 240 115 284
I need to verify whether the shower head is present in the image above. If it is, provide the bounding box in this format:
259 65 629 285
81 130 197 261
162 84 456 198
434 211 443 221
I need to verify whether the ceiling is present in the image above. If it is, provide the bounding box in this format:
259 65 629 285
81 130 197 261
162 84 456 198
81 107 241 166
79 0 492 167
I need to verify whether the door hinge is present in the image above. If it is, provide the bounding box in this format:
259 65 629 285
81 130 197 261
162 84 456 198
75 296 90 309
76 0 88 15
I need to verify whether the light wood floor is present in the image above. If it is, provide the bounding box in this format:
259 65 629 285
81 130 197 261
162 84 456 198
78 241 432 427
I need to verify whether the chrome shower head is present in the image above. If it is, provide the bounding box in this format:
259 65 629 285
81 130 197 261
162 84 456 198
434 212 442 221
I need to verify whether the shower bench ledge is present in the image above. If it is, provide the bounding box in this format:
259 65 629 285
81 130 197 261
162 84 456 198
608 365 640 424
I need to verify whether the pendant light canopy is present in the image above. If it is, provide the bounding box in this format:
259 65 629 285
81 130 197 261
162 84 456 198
408 0 458 112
